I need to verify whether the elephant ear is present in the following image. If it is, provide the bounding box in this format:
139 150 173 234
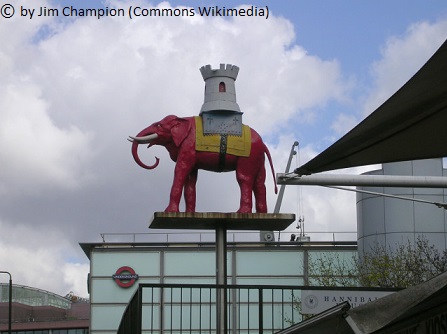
170 117 192 147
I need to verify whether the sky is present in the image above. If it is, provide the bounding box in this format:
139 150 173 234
0 0 446 298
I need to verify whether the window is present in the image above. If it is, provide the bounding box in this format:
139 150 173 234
219 82 226 92
61 330 88 334
6 332 49 334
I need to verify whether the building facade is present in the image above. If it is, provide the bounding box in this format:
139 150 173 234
81 240 357 333
0 284 89 334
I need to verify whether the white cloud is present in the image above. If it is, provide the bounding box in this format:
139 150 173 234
0 1 93 196
363 19 447 115
0 81 93 195
331 113 358 136
26 0 348 139
0 220 88 296
63 262 90 297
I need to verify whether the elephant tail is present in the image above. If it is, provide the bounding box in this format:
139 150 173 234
265 145 278 194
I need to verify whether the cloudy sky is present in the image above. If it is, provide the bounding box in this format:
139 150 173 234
0 0 446 298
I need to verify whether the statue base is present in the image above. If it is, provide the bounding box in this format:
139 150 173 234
149 212 295 231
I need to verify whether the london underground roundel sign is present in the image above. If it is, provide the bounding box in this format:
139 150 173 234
112 266 139 288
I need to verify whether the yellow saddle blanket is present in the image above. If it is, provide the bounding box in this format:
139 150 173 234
195 116 251 157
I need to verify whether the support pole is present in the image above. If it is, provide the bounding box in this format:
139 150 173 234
215 225 228 334
0 271 12 334
8 278 11 334
277 173 447 188
274 141 298 213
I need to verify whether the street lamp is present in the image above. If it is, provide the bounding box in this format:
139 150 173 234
0 271 12 334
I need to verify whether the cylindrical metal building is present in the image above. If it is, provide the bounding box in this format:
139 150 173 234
357 158 447 255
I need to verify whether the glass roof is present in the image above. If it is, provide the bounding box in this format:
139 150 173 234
0 283 71 309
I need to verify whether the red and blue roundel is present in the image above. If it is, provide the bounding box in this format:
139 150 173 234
112 266 139 288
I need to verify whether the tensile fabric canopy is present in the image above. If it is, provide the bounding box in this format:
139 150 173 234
295 39 447 175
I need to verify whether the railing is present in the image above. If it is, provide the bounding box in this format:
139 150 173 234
100 231 357 243
117 283 302 334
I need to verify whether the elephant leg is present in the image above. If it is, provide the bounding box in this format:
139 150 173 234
184 169 198 212
253 166 267 213
236 165 255 213
165 163 193 212
166 182 183 212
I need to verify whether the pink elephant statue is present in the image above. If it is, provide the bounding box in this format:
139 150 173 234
129 115 277 213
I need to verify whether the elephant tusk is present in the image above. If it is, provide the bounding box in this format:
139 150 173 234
128 133 159 144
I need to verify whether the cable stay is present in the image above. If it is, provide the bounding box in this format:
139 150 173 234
325 185 447 210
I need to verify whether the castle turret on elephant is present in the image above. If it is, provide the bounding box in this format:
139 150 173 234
129 114 277 213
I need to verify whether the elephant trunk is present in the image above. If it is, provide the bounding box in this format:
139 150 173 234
129 133 160 170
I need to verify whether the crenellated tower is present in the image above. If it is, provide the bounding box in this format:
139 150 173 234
200 64 241 114
199 64 243 135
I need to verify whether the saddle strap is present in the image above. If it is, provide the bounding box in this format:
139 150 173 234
219 134 228 171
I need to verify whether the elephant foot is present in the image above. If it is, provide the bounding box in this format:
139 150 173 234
255 204 268 213
164 204 179 212
237 207 252 214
